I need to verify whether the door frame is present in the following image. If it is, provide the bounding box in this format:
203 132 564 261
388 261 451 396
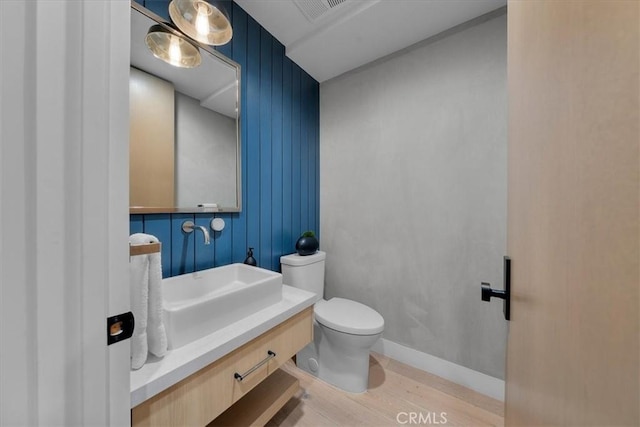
0 1 131 425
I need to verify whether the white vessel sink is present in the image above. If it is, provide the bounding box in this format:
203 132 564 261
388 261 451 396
163 264 283 349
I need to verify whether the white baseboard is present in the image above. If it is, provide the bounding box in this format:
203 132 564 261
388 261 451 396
372 338 505 401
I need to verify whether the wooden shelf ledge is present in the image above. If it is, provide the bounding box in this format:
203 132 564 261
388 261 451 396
208 368 299 427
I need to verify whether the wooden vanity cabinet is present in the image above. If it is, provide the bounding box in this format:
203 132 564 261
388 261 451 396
132 307 313 427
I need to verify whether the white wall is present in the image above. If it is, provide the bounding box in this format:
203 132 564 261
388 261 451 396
320 12 507 379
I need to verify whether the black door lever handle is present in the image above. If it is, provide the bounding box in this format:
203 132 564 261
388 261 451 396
480 256 510 320
481 283 507 302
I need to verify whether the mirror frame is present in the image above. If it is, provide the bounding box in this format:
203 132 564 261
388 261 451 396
129 2 242 214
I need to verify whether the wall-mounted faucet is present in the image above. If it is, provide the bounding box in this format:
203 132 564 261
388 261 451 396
182 220 210 245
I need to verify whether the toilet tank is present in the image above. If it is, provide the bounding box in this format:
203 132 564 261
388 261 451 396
280 251 326 301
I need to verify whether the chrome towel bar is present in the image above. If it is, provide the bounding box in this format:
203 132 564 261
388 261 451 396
234 350 276 381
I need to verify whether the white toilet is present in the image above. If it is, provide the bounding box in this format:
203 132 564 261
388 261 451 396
280 251 384 393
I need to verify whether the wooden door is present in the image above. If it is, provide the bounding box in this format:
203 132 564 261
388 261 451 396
506 1 639 425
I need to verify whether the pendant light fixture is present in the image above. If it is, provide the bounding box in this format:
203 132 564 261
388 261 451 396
168 0 233 46
145 24 202 69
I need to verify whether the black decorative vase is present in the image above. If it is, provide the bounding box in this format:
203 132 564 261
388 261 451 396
295 236 319 256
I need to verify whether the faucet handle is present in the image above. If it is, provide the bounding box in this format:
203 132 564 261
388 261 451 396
211 217 225 232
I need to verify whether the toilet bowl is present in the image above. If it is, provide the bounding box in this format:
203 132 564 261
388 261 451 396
280 251 384 393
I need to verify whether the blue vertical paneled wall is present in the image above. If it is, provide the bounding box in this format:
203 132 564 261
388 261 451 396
131 1 320 278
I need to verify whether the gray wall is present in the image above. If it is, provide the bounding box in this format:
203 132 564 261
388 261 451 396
320 13 507 379
175 92 237 207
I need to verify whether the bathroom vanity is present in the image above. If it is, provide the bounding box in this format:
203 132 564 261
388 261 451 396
131 285 315 426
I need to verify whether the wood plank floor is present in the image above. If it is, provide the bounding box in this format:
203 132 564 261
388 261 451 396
267 353 504 427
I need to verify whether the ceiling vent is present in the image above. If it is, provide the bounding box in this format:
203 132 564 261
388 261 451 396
293 0 349 23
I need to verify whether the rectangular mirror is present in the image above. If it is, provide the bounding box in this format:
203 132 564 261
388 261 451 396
129 3 241 213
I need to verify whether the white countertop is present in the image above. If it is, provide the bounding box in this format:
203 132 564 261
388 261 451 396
130 285 316 407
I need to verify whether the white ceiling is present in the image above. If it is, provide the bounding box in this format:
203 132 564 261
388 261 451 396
234 0 506 83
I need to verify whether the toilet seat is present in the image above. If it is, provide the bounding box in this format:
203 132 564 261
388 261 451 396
315 298 384 335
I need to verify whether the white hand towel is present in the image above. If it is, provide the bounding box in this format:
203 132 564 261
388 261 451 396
129 237 149 370
129 233 168 369
146 241 167 357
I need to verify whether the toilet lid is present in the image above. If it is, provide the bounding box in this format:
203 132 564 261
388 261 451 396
315 298 384 335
